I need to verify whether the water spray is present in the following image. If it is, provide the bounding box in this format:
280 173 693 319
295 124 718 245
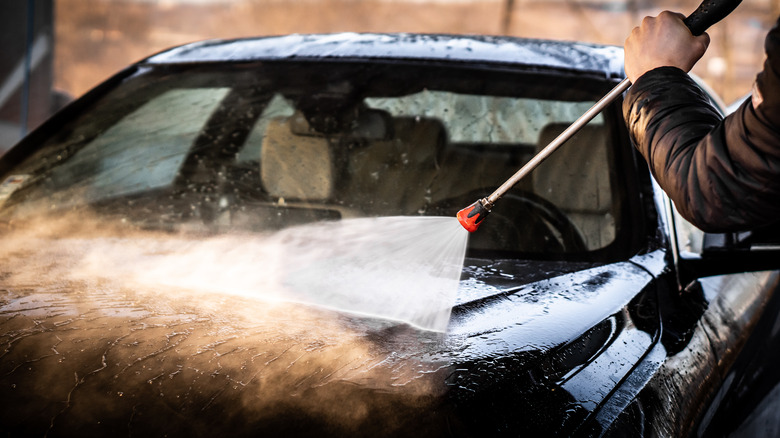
457 0 743 233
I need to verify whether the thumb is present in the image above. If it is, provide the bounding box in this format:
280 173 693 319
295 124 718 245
696 31 711 49
692 31 711 59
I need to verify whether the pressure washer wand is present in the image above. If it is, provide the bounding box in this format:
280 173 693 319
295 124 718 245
457 0 742 233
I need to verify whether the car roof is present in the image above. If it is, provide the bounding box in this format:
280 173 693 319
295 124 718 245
144 33 625 79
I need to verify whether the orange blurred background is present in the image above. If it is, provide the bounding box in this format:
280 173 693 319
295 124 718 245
49 0 780 106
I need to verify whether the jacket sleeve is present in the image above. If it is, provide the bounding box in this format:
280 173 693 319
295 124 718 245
622 18 780 233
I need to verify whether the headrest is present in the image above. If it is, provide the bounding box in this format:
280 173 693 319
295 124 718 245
261 117 335 201
533 123 610 212
291 108 392 139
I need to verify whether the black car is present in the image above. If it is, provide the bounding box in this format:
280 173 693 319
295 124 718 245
1 33 779 437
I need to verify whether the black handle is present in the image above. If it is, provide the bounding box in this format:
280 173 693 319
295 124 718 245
684 0 742 36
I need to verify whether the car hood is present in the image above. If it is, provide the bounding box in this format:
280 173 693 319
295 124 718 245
0 233 659 436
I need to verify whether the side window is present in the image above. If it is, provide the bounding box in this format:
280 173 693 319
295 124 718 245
671 200 705 255
366 91 604 144
46 87 230 205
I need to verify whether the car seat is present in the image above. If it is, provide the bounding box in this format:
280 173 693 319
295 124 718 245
260 113 336 202
533 123 615 249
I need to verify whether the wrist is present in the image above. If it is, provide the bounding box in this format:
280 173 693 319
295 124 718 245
631 65 686 85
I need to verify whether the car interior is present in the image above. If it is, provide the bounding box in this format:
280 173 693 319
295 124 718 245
0 62 629 260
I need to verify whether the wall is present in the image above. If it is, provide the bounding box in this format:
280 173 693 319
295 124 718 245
0 0 54 154
49 0 780 109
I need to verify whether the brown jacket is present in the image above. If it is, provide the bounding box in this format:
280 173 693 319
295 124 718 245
623 17 780 232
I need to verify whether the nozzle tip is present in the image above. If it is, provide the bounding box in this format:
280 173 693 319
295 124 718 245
457 199 491 232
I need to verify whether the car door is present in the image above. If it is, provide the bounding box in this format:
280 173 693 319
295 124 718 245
633 189 780 437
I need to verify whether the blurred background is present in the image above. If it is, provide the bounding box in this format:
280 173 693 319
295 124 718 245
1 0 777 154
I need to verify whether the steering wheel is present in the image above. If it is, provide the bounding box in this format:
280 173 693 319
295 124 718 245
429 188 587 254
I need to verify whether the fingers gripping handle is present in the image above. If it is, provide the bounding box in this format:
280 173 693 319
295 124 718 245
684 0 742 36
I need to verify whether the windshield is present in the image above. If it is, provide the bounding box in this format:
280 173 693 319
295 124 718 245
0 61 629 260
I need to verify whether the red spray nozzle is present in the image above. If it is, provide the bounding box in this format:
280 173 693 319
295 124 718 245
456 198 491 233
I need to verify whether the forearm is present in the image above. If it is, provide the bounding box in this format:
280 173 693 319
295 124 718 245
754 18 780 128
624 67 780 232
624 67 726 231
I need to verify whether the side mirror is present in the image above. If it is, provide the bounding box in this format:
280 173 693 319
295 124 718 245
682 223 780 280
703 222 780 253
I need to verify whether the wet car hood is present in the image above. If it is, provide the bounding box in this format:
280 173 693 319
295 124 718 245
448 257 653 356
0 237 658 436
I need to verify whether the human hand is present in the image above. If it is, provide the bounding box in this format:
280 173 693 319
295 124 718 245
624 11 711 83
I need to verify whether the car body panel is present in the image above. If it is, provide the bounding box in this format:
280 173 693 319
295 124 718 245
626 271 780 437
